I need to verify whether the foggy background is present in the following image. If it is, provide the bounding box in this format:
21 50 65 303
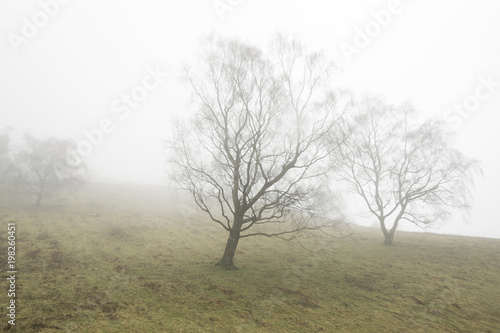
1 0 499 238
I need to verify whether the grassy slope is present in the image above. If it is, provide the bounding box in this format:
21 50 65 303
1 184 499 332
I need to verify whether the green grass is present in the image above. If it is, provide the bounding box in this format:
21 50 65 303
1 184 499 332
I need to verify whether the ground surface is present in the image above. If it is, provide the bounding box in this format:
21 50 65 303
1 184 499 332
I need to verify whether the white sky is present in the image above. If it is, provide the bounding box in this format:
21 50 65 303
1 0 499 238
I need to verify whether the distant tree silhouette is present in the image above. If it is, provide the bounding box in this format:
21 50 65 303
12 134 86 206
336 97 480 245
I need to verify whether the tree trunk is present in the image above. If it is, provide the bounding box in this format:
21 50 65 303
380 212 403 246
379 217 394 245
385 212 403 246
384 220 400 246
216 222 242 270
384 231 395 246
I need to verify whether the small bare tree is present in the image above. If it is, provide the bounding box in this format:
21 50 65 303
12 134 87 206
337 96 480 245
168 35 348 269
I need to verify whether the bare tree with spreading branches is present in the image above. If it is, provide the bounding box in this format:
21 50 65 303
12 134 87 206
167 35 349 269
336 96 480 245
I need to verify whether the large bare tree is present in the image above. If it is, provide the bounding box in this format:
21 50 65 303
337 97 480 245
12 134 87 206
168 35 348 269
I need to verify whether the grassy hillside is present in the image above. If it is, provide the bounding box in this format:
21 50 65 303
1 184 499 332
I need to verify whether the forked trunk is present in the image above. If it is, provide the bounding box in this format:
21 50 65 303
384 231 395 246
380 217 396 246
381 215 401 246
386 210 405 246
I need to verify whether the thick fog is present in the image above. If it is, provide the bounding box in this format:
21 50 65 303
1 0 499 238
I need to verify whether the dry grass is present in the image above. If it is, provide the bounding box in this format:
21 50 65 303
0 183 499 332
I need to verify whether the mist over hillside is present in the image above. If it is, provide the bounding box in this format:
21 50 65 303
1 1 500 331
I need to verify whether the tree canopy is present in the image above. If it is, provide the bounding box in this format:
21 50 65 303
168 35 349 269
